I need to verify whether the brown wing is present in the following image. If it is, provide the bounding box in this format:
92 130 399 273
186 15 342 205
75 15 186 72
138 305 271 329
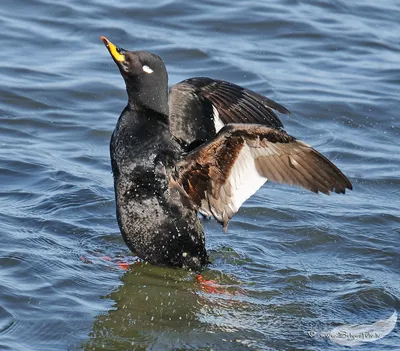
174 124 352 230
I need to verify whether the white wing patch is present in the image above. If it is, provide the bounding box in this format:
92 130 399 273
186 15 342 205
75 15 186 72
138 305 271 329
142 65 153 74
212 105 225 132
208 142 268 227
226 143 267 211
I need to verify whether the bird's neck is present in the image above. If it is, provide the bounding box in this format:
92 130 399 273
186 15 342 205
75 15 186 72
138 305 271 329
119 102 169 130
127 84 169 117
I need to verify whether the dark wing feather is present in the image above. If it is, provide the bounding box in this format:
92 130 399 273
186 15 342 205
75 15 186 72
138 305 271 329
169 77 290 148
174 124 352 229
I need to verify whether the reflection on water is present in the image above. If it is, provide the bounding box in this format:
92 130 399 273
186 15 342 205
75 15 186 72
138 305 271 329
83 257 399 350
84 264 247 350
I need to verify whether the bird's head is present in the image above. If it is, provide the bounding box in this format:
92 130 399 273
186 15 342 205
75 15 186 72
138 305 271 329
101 36 168 115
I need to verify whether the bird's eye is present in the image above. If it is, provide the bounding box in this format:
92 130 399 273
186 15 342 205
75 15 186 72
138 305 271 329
142 65 153 74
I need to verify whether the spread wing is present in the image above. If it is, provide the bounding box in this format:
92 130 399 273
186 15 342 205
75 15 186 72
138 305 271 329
174 124 352 230
169 77 290 148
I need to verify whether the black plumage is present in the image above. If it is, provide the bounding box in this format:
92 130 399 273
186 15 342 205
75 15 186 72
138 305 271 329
101 37 352 271
169 77 290 150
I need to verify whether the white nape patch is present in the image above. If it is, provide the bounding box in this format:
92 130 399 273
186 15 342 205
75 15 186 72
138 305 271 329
142 65 153 74
226 143 267 212
212 105 225 132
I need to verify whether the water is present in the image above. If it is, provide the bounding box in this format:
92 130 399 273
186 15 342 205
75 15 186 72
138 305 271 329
1 0 399 350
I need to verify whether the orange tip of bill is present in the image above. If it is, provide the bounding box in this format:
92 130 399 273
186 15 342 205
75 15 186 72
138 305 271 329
100 36 125 62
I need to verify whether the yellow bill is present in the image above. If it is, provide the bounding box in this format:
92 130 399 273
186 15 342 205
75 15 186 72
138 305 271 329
101 36 125 62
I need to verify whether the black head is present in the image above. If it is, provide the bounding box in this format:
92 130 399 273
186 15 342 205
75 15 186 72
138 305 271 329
101 36 169 115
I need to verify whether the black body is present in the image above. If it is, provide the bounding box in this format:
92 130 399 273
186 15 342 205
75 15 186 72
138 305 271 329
110 104 208 270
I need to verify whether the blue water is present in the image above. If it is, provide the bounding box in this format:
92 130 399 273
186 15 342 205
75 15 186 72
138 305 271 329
0 0 399 350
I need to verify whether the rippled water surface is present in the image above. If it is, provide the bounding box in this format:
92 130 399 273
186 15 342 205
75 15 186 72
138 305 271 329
1 0 399 350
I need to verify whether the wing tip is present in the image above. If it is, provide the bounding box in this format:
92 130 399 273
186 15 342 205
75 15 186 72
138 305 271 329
276 104 291 116
319 180 352 195
334 181 353 195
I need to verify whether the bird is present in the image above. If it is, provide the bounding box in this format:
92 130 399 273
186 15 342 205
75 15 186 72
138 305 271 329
100 36 352 271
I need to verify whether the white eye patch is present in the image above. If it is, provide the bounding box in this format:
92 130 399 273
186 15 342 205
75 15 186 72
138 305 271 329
142 65 153 74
